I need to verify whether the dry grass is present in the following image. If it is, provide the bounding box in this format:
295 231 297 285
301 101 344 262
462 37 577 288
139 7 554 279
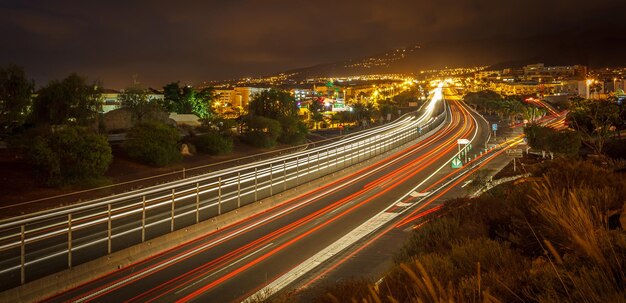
300 159 626 303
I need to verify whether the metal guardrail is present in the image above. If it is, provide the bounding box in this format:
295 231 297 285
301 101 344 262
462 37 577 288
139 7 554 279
0 101 447 291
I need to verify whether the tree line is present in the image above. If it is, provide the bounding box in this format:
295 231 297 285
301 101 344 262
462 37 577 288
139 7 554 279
0 65 309 187
464 89 626 157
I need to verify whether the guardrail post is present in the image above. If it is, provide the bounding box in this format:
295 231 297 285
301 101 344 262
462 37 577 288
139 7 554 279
325 148 330 175
269 163 273 196
193 184 200 223
107 204 112 254
254 167 258 201
68 213 72 268
334 147 338 171
237 173 241 208
296 156 300 186
283 159 287 191
218 177 222 215
20 225 25 285
142 195 147 241
393 130 397 147
381 138 389 154
343 144 347 168
317 151 320 177
171 189 175 232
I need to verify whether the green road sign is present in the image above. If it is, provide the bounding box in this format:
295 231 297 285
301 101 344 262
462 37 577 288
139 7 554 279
451 157 463 168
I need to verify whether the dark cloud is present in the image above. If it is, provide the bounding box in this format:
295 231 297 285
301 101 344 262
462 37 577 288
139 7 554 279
1 0 625 88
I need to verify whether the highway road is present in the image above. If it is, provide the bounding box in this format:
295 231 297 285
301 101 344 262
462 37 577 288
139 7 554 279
0 84 445 292
38 88 490 303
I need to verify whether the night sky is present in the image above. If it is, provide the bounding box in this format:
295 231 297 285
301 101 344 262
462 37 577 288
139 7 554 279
1 0 625 88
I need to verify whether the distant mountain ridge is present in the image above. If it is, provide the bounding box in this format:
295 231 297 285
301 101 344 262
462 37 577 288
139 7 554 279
280 45 425 79
268 32 625 80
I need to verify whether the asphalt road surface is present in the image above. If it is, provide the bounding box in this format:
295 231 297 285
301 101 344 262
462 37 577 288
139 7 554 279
38 96 489 303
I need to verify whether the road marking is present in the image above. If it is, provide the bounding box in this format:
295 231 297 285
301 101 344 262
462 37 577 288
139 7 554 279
394 202 412 207
409 191 429 197
243 212 399 303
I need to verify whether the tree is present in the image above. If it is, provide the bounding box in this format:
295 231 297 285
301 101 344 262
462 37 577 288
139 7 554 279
123 122 182 166
0 65 34 136
378 100 397 122
311 112 324 129
350 102 376 126
29 126 112 185
245 88 307 145
194 87 216 120
278 116 308 144
307 97 325 129
241 115 282 148
307 97 324 117
524 124 581 156
248 89 298 120
118 85 160 122
566 98 620 154
464 90 503 114
31 73 102 126
160 82 215 119
161 82 183 113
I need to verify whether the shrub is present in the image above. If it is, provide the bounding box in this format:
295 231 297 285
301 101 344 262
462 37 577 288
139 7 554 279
524 123 581 156
123 122 181 166
241 116 282 148
278 116 308 144
241 131 277 148
29 126 112 185
194 132 233 155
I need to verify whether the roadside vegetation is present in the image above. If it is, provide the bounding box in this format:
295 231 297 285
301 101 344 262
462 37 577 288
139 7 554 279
193 131 234 155
254 158 626 303
1 64 431 194
29 126 112 186
524 124 581 156
123 122 182 167
464 90 547 124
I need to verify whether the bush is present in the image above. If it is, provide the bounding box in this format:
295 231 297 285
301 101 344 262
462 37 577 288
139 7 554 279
241 131 277 148
278 116 308 144
28 126 112 185
524 123 581 156
194 132 234 155
241 116 282 148
123 122 182 166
